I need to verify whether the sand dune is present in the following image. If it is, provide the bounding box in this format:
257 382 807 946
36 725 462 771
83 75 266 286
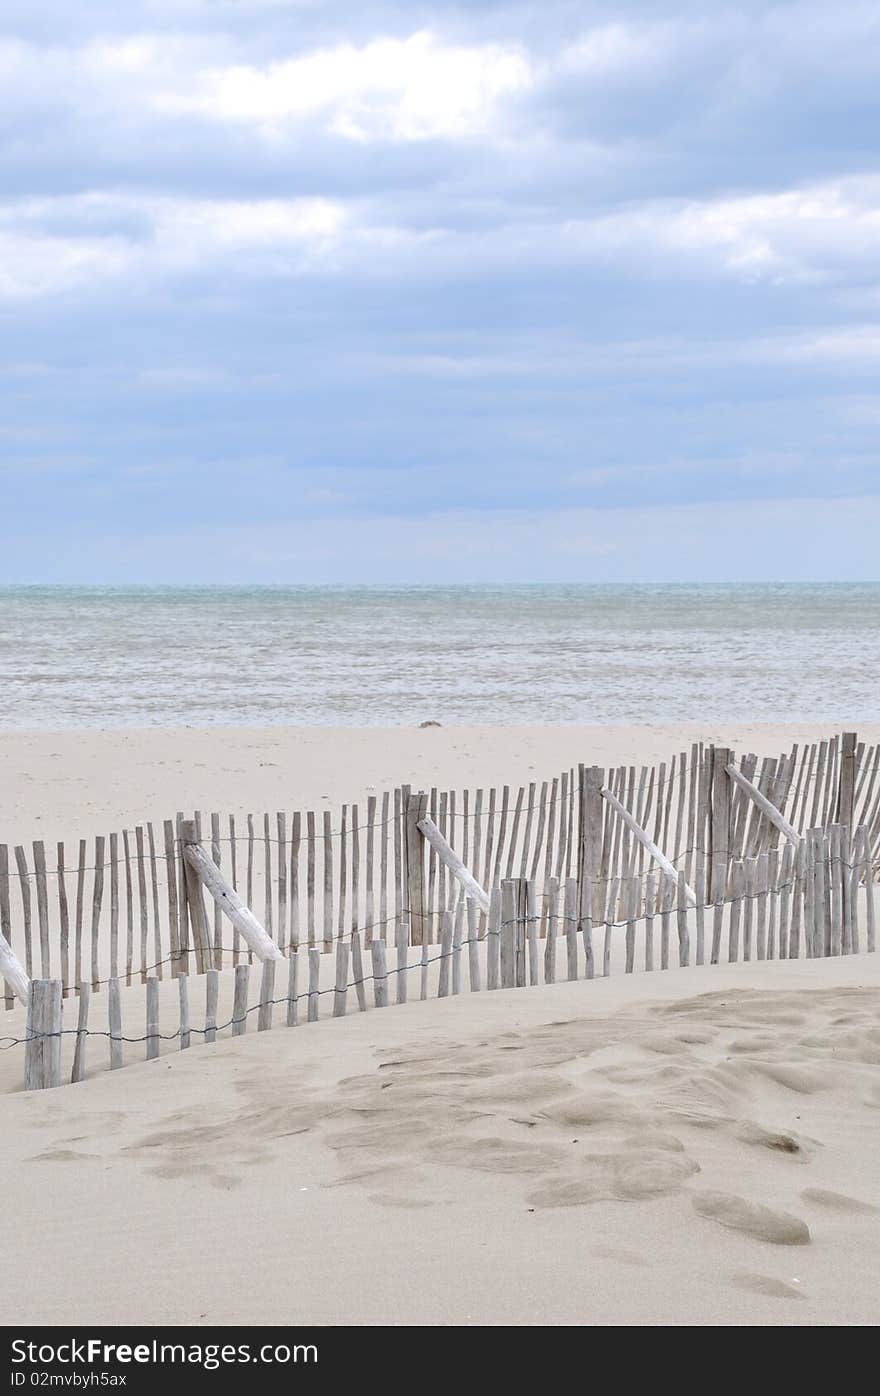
2 954 878 1326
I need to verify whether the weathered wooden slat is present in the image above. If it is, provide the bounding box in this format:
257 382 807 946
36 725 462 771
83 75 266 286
425 789 437 941
32 841 51 979
146 824 163 980
163 820 182 976
564 877 578 982
452 898 464 993
122 829 134 985
108 976 123 1069
135 826 149 983
211 814 224 967
91 836 105 991
710 747 731 955
416 817 489 912
742 857 756 961
276 812 287 955
229 814 239 964
351 929 367 1012
543 877 558 984
323 810 333 952
380 791 390 931
181 824 280 963
859 824 875 953
406 791 428 945
507 786 525 881
466 899 480 992
625 876 637 973
290 810 301 953
0 926 29 1005
518 783 534 880
486 885 501 990
333 940 349 1017
728 862 744 963
0 846 13 1010
286 950 298 1027
676 868 690 967
146 977 160 1060
245 813 255 963
258 959 275 1031
644 872 656 972
308 946 320 1021
350 802 360 944
56 842 70 996
15 847 33 980
395 919 409 1004
262 813 273 945
176 813 191 975
725 763 799 847
178 974 191 1050
837 732 857 829
371 938 388 1007
25 979 62 1090
233 963 250 1035
438 910 453 997
600 785 697 906
70 981 90 1083
603 874 618 977
660 871 674 970
205 967 219 1042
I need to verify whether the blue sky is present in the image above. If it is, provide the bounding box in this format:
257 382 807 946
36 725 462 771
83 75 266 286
2 0 879 582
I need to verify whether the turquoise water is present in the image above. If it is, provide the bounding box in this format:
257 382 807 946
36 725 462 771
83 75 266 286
0 583 878 728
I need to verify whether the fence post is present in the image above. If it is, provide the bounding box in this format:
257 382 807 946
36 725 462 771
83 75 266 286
500 881 515 987
709 747 732 901
579 766 604 925
405 791 428 946
108 976 123 1069
24 978 62 1090
145 977 160 1059
234 963 250 1035
837 731 857 829
438 910 453 997
333 940 349 1017
486 886 501 989
180 820 214 974
371 938 388 1007
70 981 90 1083
258 959 275 1031
500 879 527 988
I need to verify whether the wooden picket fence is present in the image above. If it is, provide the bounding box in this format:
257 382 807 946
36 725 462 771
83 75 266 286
4 730 879 1089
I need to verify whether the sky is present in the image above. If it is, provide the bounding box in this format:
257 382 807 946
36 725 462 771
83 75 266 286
2 0 879 583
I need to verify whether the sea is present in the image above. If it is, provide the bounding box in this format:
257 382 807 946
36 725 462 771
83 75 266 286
1 583 878 729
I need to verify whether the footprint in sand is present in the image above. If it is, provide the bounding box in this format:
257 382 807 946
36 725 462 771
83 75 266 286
732 1273 805 1300
592 1245 650 1267
736 1121 807 1155
692 1191 810 1244
527 1151 698 1208
801 1188 878 1214
29 1148 99 1162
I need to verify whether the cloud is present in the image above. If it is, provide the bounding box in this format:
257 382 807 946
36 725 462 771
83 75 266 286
159 31 532 141
1 1 879 581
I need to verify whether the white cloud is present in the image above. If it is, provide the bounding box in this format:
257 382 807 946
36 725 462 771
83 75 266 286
562 176 880 283
4 169 880 301
0 193 346 297
156 30 532 141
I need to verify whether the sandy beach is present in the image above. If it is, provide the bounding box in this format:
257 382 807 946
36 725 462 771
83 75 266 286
3 722 878 846
1 721 878 1327
2 952 878 1326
